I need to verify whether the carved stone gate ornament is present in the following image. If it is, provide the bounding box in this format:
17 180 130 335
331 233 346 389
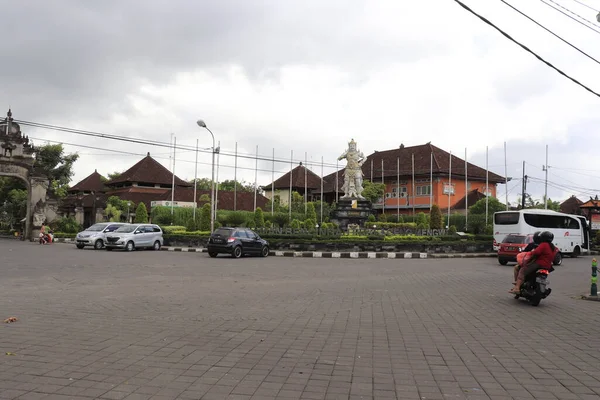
0 110 50 240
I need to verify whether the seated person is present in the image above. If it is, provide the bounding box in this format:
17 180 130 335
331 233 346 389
510 231 557 294
513 232 541 284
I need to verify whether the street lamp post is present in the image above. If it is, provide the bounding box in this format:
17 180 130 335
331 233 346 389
196 120 217 233
127 202 131 223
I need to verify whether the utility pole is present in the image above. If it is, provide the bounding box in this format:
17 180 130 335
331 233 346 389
542 145 549 209
521 161 528 209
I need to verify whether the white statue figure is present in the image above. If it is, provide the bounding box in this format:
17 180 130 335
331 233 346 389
338 139 366 200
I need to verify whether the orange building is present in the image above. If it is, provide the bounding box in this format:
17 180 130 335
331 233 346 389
321 142 506 214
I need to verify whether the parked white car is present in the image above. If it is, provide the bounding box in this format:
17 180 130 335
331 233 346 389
105 223 164 252
75 222 127 250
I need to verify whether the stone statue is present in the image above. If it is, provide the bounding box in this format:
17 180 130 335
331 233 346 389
338 139 366 200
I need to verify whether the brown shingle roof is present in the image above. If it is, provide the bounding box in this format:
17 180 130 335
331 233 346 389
559 196 583 214
69 170 107 193
363 143 506 183
105 153 191 187
444 189 487 211
161 188 269 212
262 164 322 191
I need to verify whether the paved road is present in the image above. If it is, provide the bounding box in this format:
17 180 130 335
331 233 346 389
1 240 600 400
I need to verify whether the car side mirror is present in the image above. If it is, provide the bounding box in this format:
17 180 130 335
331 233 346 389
134 230 141 234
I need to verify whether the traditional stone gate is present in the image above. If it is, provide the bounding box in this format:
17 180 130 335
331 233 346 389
0 110 50 240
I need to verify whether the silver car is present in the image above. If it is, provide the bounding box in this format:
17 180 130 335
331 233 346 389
105 223 164 252
75 222 126 250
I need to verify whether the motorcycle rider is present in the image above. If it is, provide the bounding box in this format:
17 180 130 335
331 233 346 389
513 231 541 285
509 231 557 294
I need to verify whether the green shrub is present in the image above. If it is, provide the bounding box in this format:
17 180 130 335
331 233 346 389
134 203 149 223
161 225 187 234
448 225 457 235
53 217 81 233
200 203 211 231
290 219 302 229
378 213 388 222
367 214 376 222
430 205 443 229
254 207 265 228
416 212 428 229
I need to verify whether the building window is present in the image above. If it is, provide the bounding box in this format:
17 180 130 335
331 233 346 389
416 185 431 196
391 186 407 197
443 183 455 195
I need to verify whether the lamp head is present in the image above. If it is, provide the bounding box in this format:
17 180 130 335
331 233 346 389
196 120 207 128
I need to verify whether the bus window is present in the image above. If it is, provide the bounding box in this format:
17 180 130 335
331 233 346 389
494 212 519 225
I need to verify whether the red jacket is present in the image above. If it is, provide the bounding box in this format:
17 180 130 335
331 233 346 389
530 242 556 268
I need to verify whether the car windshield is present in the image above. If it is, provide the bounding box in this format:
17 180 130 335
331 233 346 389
502 235 527 244
115 225 137 233
86 224 107 232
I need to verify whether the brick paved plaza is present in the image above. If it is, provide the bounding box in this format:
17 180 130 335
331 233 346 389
1 240 600 400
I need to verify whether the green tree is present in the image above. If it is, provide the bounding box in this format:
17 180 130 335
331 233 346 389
290 191 305 213
219 179 255 192
254 207 265 228
429 204 443 229
0 188 27 228
469 196 506 215
134 202 148 223
104 204 122 222
200 203 211 231
362 181 385 204
33 143 79 198
306 202 317 221
416 212 428 228
106 171 122 181
199 193 210 202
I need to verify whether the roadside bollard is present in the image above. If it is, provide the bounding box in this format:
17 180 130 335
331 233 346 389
591 258 598 297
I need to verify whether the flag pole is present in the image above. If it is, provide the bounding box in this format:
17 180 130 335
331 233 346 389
504 141 508 211
485 146 489 226
234 142 238 211
381 159 385 214
215 140 220 217
171 135 176 216
305 152 308 214
253 145 258 211
465 147 468 231
447 151 452 228
396 157 400 221
429 151 433 211
289 150 293 223
271 148 275 216
193 138 198 221
320 156 324 225
411 153 415 216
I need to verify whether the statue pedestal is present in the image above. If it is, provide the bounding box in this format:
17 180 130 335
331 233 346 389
330 199 373 230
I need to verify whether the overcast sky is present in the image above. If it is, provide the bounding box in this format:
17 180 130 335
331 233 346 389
3 0 600 205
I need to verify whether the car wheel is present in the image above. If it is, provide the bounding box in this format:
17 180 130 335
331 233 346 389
208 252 218 258
498 258 508 266
153 241 161 251
553 252 563 266
232 246 242 258
76 244 85 249
260 246 269 257
125 241 135 252
94 240 104 250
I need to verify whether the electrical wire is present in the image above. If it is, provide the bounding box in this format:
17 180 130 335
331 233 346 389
28 136 333 176
500 0 600 65
452 0 600 97
570 0 599 12
16 119 340 170
540 0 600 34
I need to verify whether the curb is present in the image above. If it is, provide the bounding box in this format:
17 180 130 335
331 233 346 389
46 238 600 258
579 295 600 302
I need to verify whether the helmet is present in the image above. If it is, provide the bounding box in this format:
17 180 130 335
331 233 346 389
539 231 554 243
532 231 542 244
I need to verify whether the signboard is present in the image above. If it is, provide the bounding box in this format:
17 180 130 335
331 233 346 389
592 214 600 230
150 201 196 209
443 184 455 195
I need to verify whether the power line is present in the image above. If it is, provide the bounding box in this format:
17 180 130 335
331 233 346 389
16 119 341 170
500 0 600 65
452 0 600 98
28 136 332 177
570 0 599 12
540 0 600 34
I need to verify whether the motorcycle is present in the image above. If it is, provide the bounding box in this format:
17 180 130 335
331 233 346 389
513 268 552 306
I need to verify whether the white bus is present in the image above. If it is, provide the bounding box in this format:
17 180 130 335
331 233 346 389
493 209 589 261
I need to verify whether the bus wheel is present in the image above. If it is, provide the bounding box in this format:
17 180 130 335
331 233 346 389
571 246 581 258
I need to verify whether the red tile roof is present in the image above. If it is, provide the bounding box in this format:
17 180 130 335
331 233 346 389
68 170 107 193
105 152 191 187
363 143 506 183
263 164 322 190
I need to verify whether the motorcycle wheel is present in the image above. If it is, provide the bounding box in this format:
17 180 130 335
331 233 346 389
529 284 542 306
